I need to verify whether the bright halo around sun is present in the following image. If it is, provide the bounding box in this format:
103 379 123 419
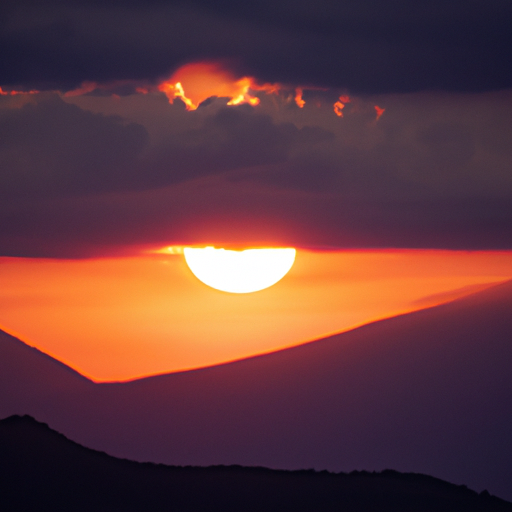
183 247 296 293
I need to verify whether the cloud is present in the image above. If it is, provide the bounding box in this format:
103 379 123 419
0 83 511 257
1 176 510 259
0 95 148 199
246 91 512 205
1 0 511 94
141 105 323 185
0 94 334 203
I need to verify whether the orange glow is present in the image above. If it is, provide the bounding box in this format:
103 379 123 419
334 95 350 117
61 80 153 98
158 62 283 110
63 81 98 97
54 61 382 119
0 86 39 96
226 77 260 107
295 88 305 108
1 249 511 382
163 81 197 110
375 105 385 120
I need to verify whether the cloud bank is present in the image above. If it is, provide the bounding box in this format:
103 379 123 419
1 1 511 257
0 86 511 257
2 0 511 94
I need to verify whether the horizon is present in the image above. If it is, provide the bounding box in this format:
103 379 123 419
2 0 512 506
1 275 508 383
3 278 512 502
2 248 512 381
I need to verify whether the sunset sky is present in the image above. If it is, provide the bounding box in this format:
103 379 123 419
1 0 511 381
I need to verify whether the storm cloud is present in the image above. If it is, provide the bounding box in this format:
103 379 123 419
1 86 511 257
1 1 511 257
1 0 511 94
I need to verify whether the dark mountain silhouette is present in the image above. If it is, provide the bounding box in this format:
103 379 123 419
1 415 510 512
1 280 512 501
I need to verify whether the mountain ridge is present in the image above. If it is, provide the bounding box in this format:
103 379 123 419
1 279 512 500
2 414 511 512
2 278 512 384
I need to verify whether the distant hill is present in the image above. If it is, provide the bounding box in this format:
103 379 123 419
1 415 510 512
1 280 512 501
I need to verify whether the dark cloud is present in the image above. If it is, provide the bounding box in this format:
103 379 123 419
0 28 511 258
0 95 333 203
1 0 511 93
1 177 511 259
142 105 327 186
246 91 512 208
0 95 148 199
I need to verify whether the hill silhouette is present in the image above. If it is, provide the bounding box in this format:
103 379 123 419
1 415 510 512
1 280 512 501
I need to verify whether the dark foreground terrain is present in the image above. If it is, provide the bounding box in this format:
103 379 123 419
2 280 512 500
1 415 510 512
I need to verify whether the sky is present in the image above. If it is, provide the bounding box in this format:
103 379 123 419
1 0 512 380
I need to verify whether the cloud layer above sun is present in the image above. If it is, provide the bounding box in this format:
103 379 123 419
1 0 512 258
2 0 511 94
1 83 511 257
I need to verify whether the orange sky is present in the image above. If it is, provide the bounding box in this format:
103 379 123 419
1 249 512 382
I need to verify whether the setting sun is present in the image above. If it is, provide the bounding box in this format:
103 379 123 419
183 247 296 293
2 0 512 504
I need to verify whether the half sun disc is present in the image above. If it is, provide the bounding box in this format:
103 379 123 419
183 247 296 293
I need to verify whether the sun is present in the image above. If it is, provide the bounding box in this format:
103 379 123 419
183 247 296 293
